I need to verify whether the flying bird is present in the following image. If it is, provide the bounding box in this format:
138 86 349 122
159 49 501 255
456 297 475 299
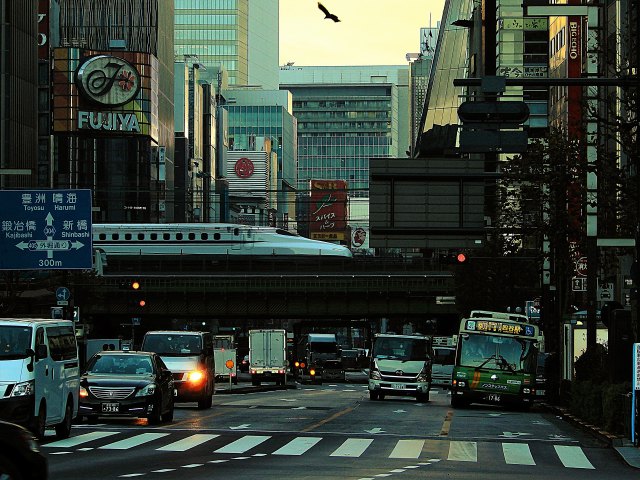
318 2 340 22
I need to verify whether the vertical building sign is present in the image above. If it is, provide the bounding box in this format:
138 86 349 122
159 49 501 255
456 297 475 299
309 180 348 241
567 16 582 134
38 0 50 59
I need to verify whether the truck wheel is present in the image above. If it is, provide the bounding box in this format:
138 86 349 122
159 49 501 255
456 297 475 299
252 378 261 386
55 399 73 439
416 392 429 403
369 391 379 400
30 401 46 440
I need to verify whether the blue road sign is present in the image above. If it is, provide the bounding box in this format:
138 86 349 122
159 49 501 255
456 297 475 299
56 287 71 301
0 190 93 270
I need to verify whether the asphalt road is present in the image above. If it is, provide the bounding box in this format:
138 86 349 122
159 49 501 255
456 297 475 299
42 379 637 480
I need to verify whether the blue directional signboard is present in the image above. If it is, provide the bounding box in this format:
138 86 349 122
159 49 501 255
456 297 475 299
0 189 93 270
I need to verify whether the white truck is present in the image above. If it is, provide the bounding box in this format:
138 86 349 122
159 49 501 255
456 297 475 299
249 329 287 386
368 333 432 402
213 335 237 385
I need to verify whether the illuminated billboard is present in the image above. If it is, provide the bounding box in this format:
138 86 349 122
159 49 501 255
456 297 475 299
52 49 159 140
309 179 348 241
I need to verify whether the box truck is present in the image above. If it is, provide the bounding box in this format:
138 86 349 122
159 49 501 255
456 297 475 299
249 329 287 386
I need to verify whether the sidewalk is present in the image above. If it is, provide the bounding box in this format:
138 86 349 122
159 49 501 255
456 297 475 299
542 402 640 469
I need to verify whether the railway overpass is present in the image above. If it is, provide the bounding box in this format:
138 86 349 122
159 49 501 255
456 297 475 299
7 256 461 338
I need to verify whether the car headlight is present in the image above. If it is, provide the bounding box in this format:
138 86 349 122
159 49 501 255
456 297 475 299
369 369 381 380
136 384 156 397
11 380 34 397
79 386 89 398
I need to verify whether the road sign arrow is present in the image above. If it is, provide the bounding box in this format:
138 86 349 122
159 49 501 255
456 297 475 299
45 212 54 226
229 424 251 430
71 241 85 250
364 427 385 434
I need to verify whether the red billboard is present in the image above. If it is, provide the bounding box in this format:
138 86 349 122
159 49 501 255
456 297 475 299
309 179 348 241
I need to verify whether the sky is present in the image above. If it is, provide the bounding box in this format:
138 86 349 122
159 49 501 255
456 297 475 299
279 0 446 66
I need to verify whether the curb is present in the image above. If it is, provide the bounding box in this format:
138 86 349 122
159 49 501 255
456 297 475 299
540 402 623 447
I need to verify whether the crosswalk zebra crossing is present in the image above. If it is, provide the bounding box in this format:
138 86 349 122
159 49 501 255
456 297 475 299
42 430 597 470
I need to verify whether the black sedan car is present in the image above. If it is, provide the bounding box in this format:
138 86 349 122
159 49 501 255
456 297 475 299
0 420 47 480
79 351 174 424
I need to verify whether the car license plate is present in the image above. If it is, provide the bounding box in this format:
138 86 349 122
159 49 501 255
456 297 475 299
391 383 406 390
536 389 545 396
101 402 119 413
485 394 501 402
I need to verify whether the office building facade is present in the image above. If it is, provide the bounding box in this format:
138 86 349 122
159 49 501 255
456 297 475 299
174 0 278 89
52 0 175 222
0 0 38 189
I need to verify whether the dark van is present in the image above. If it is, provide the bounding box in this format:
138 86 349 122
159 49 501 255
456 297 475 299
141 331 215 409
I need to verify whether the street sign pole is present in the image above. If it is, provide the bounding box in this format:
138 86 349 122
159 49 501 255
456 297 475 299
633 343 639 445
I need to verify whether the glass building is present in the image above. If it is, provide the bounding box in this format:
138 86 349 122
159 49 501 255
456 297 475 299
279 66 409 198
53 0 175 222
223 89 297 228
174 0 278 89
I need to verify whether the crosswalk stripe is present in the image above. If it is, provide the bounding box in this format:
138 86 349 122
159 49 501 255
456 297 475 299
448 441 477 462
100 433 170 450
330 438 374 457
214 435 271 454
157 434 220 452
389 439 425 459
272 437 323 456
502 443 535 465
43 431 120 448
554 445 594 469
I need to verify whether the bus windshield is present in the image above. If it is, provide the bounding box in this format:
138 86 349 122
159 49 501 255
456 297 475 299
459 333 537 374
373 337 428 361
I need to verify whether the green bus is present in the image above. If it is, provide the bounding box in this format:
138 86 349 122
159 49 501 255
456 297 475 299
451 311 540 409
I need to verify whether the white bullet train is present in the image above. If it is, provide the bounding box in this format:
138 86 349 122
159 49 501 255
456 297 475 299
92 223 353 259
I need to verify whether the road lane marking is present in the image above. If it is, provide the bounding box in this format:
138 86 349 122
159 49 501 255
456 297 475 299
440 410 453 436
302 407 353 432
213 435 271 454
272 436 322 455
502 443 535 465
389 439 425 458
554 445 595 469
330 438 374 457
447 441 477 462
157 434 219 451
100 433 169 450
43 431 120 448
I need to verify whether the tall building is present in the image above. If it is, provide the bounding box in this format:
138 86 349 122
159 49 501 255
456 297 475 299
0 0 38 189
223 88 297 229
174 0 279 89
279 66 409 197
52 0 175 222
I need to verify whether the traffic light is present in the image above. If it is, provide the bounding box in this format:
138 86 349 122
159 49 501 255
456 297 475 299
441 252 469 265
455 252 468 264
119 279 142 290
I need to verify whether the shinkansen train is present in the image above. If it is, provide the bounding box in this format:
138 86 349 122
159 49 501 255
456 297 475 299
92 223 353 259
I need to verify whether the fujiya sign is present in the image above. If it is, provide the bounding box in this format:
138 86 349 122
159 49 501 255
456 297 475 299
75 55 141 133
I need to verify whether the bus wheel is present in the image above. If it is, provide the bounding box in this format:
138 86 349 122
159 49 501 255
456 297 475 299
451 395 467 408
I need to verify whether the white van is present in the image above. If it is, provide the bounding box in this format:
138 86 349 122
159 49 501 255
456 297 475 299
0 318 80 439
